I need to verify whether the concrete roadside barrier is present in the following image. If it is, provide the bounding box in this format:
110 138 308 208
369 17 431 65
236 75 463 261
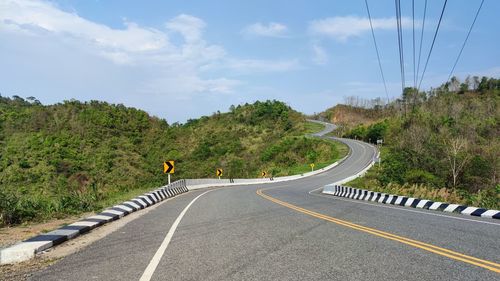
323 185 500 220
0 180 188 265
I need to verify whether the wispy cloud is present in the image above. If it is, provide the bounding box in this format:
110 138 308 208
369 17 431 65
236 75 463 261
223 58 299 73
309 16 411 42
165 14 206 43
199 58 299 75
242 22 288 38
0 0 171 56
311 44 328 65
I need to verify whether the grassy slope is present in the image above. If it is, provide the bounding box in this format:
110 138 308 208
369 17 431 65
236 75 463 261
302 121 325 134
0 97 346 226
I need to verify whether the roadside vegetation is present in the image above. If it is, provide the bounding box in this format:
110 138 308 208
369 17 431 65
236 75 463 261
0 98 346 227
317 76 499 209
302 121 325 135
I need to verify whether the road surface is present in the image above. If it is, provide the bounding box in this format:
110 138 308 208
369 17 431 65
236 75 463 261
30 127 500 280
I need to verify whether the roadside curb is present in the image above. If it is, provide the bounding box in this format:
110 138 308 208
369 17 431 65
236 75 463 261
0 180 189 265
322 185 500 220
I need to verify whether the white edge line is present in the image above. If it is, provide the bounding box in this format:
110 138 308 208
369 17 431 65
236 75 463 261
309 189 500 226
139 189 213 281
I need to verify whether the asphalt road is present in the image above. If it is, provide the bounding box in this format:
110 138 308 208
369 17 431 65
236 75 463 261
30 130 500 280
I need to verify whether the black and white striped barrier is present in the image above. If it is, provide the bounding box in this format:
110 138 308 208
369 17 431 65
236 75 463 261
323 184 500 220
0 180 189 264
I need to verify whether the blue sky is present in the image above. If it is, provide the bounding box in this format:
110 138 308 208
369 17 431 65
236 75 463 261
1 0 499 122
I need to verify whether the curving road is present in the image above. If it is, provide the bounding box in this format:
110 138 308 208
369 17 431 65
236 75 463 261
30 122 500 281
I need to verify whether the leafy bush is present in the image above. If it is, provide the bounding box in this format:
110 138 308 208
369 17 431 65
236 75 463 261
365 121 387 142
379 150 409 185
404 169 442 187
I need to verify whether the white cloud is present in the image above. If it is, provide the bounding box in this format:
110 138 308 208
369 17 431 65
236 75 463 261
0 0 171 54
242 22 288 37
311 44 328 65
143 75 241 98
165 14 206 43
0 0 301 114
199 58 300 74
223 58 300 74
309 16 411 42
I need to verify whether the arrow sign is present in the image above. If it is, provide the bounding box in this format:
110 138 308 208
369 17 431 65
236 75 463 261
163 161 175 174
216 168 223 177
261 171 267 177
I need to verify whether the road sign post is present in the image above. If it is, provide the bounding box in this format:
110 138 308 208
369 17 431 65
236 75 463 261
310 163 315 172
261 171 267 178
163 160 175 184
376 139 383 168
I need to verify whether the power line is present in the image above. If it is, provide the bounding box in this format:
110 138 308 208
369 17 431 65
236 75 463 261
447 0 485 82
396 0 404 92
412 0 416 89
416 0 427 87
395 0 405 94
418 0 448 91
364 0 390 104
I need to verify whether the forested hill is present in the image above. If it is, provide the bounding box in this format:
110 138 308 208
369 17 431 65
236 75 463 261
317 76 500 209
0 97 344 225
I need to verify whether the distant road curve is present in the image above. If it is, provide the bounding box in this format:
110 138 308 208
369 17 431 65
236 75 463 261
306 119 337 137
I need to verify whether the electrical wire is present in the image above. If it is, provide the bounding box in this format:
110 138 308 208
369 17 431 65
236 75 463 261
415 0 427 87
412 0 416 89
418 0 448 91
395 0 405 94
364 0 390 104
446 0 485 82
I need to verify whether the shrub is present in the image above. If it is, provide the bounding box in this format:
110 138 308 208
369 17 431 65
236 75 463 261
404 169 441 187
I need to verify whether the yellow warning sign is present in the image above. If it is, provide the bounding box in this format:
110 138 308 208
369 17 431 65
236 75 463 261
163 161 174 174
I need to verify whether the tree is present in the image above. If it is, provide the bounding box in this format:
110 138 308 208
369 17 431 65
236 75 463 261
443 137 471 188
26 96 41 105
478 76 489 92
449 76 460 92
459 82 469 94
366 122 387 143
472 76 480 92
464 76 472 91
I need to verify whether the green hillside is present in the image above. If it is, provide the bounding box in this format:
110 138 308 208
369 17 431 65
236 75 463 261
0 97 345 226
326 76 500 209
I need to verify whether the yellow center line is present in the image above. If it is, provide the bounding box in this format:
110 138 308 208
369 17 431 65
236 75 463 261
256 189 500 273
